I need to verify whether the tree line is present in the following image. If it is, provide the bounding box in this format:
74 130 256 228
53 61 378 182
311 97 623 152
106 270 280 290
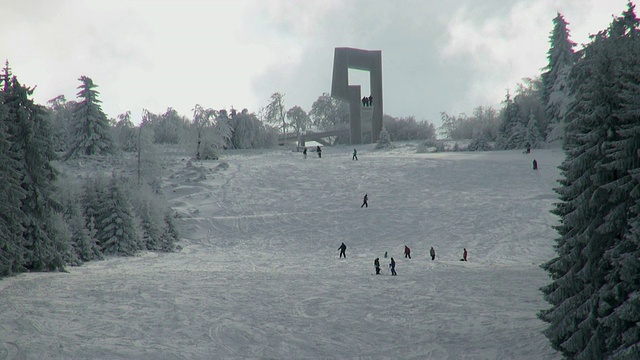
534 2 640 358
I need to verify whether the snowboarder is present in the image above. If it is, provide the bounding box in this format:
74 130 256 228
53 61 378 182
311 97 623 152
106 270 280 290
533 159 538 170
430 246 436 260
404 245 411 259
389 257 397 276
317 145 322 158
461 248 468 261
338 242 347 258
352 148 358 161
374 258 381 274
361 194 368 208
303 147 307 159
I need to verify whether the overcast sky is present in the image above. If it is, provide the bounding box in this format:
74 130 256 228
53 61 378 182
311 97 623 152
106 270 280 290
1 0 631 126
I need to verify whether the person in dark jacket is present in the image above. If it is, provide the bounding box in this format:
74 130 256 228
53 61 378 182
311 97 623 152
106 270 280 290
389 257 397 275
462 248 468 261
374 258 381 274
430 246 436 260
404 245 411 259
352 148 358 160
338 242 347 258
361 194 368 208
303 148 307 159
317 145 322 158
533 159 538 170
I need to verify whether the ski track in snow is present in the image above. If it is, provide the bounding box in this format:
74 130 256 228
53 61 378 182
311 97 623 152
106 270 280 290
0 145 561 359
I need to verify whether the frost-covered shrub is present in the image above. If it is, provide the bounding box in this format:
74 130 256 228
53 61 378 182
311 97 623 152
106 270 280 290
374 127 394 149
467 138 493 151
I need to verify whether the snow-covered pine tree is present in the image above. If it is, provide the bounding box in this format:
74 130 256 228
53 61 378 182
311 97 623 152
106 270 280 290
542 13 576 145
130 183 164 251
160 211 179 252
95 174 141 256
525 114 542 148
81 176 104 232
3 73 67 272
64 76 115 160
60 187 103 262
0 81 28 276
540 4 640 358
374 126 393 149
113 111 137 152
497 91 526 149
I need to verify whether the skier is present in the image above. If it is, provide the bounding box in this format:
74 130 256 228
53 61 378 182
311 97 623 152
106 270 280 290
352 148 358 161
338 242 347 258
303 147 307 159
317 145 322 158
430 246 436 260
462 248 468 261
533 159 538 170
389 257 397 276
374 258 381 275
404 245 411 259
361 194 368 208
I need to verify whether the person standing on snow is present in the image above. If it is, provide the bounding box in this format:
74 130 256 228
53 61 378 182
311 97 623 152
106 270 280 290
352 148 358 161
430 246 436 260
361 194 368 208
338 242 347 258
374 258 381 275
404 245 411 259
317 145 322 158
389 257 397 276
462 248 468 261
303 148 307 159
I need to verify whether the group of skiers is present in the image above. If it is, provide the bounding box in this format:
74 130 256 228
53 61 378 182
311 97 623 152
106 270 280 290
301 147 361 161
339 243 468 275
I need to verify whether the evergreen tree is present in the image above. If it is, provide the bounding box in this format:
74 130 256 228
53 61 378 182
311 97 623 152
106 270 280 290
61 190 103 263
0 83 28 276
113 111 137 152
374 126 393 149
95 174 141 256
64 76 115 160
497 92 525 149
3 72 66 272
45 95 76 152
540 4 640 357
160 211 179 252
130 183 164 251
542 13 576 145
525 114 542 148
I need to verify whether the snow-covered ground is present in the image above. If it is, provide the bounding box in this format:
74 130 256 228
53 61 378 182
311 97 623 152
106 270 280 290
0 143 562 359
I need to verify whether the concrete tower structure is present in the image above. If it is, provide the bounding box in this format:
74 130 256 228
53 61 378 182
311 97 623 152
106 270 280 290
331 47 383 144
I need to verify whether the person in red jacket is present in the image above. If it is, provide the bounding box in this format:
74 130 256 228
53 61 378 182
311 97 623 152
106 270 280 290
404 245 411 259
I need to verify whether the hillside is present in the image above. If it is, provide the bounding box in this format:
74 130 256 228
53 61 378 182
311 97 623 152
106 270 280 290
0 143 562 359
